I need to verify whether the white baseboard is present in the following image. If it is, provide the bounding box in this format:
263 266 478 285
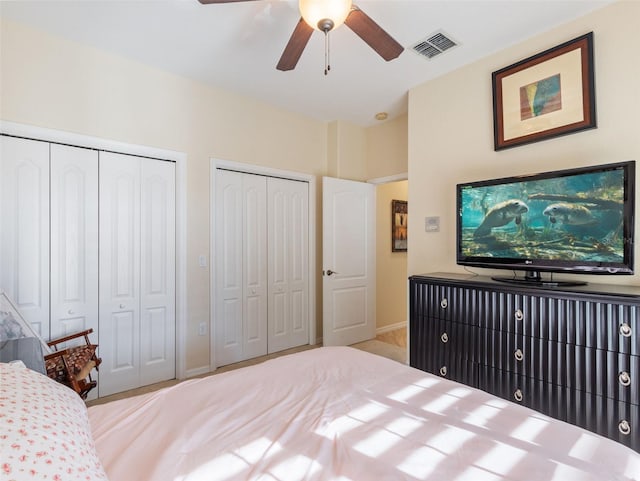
376 321 407 335
183 365 211 379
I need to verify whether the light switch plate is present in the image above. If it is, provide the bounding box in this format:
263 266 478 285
425 216 440 232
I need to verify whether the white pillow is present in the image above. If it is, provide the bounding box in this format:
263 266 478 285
0 362 109 480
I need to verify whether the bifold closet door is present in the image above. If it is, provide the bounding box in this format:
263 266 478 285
99 152 175 396
215 170 267 366
0 136 51 339
267 178 309 353
0 137 98 343
50 144 99 343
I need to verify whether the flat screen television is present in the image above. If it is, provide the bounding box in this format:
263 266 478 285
456 160 635 286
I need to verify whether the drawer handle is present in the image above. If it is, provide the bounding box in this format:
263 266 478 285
440 298 448 309
618 420 631 436
514 349 524 362
619 323 632 338
619 371 631 387
440 333 449 343
514 309 524 321
514 389 523 402
439 366 447 377
119 304 125 309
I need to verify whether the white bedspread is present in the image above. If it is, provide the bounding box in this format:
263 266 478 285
88 347 640 481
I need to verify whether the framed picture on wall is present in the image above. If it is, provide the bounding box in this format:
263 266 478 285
391 200 408 252
492 32 596 150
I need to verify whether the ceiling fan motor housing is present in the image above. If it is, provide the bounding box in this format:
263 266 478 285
318 18 335 33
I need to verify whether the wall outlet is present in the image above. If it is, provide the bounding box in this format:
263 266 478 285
198 255 207 268
198 322 207 336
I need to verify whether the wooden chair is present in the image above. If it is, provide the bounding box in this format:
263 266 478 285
1 290 102 399
44 329 102 399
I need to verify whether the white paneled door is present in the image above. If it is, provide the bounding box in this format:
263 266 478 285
215 170 268 366
267 178 309 353
1 139 99 343
50 144 99 344
140 158 176 386
99 151 175 396
322 176 376 346
0 136 51 339
1 134 177 398
214 169 309 366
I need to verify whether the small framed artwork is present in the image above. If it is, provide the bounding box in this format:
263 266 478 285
391 200 408 252
492 32 595 150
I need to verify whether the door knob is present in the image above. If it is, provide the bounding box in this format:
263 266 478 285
325 269 338 276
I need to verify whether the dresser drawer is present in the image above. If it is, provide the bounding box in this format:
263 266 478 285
411 281 483 325
412 282 455 321
471 290 640 356
410 316 479 384
562 347 639 405
479 330 639 404
479 366 639 452
479 366 571 420
515 295 638 355
565 389 639 452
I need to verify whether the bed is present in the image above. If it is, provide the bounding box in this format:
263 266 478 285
2 347 639 480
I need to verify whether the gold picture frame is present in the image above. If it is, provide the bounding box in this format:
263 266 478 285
391 200 407 252
492 32 596 150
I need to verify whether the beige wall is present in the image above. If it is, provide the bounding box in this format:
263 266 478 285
407 1 640 285
327 120 367 181
0 18 328 371
0 17 411 372
376 181 408 330
366 114 408 180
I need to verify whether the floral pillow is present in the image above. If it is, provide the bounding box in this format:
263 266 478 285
0 361 109 480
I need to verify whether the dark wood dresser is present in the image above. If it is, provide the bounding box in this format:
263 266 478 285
409 272 639 452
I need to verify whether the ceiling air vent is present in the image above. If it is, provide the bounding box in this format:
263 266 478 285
411 31 458 60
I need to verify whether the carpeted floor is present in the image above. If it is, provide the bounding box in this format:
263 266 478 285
87 326 408 406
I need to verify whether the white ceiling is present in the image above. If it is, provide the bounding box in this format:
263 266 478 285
0 0 613 126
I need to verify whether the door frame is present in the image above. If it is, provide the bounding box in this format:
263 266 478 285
209 158 317 371
0 121 188 379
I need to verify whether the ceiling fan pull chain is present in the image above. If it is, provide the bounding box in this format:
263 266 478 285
324 30 330 75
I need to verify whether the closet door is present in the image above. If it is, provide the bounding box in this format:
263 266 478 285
140 158 176 385
99 152 142 395
242 174 268 359
0 136 50 339
267 178 309 353
99 152 176 396
215 170 267 366
50 144 99 342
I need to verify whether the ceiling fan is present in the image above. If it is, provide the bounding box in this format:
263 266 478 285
198 0 404 72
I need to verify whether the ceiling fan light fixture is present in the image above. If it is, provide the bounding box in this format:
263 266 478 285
299 0 352 31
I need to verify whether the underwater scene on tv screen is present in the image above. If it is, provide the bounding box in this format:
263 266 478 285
460 168 626 263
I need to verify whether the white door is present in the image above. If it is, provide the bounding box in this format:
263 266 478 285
140 158 176 385
99 152 176 396
322 176 376 346
99 152 142 395
267 178 309 353
50 144 99 344
0 136 50 339
215 170 268 366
